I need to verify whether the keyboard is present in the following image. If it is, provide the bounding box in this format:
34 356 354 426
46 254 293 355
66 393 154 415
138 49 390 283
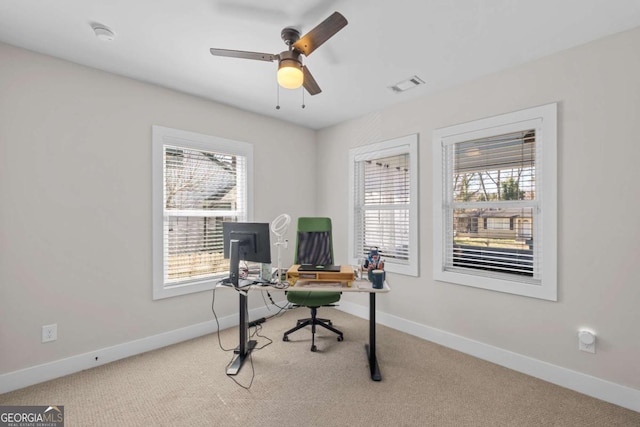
298 264 341 272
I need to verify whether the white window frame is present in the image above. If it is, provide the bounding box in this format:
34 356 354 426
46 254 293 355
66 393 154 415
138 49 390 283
432 104 557 301
348 134 419 277
152 126 253 299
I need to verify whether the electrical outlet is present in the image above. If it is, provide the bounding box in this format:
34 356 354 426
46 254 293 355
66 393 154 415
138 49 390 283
42 324 57 343
578 329 596 353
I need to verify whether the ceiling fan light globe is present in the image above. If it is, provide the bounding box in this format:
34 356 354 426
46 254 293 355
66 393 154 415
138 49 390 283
277 62 304 89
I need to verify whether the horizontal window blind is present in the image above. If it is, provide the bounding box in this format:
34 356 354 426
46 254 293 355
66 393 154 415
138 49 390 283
355 153 411 262
444 130 540 284
163 145 247 285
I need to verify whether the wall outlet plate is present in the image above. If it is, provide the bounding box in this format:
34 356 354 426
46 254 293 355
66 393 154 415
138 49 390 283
42 324 57 343
578 329 596 353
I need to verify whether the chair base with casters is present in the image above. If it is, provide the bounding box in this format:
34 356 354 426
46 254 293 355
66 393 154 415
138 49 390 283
283 291 344 352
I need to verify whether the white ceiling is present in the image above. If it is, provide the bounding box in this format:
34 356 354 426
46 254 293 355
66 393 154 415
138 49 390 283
2 1 640 130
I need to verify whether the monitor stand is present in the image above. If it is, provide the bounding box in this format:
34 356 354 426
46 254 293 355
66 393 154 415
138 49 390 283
226 240 257 375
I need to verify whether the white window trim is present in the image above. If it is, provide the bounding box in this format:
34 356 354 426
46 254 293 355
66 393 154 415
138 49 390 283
432 104 557 301
348 134 419 277
152 126 254 299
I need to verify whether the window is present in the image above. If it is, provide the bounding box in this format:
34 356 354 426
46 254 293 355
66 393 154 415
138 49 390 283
349 134 419 277
152 126 253 299
433 104 557 300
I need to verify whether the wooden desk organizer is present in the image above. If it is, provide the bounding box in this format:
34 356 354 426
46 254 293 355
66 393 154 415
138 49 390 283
286 265 355 287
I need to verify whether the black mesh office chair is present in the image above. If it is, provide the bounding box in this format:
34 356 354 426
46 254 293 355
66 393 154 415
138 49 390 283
282 217 343 352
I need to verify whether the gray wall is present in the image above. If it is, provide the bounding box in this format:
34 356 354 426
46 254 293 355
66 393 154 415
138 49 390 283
317 27 640 391
0 42 316 374
2 24 639 397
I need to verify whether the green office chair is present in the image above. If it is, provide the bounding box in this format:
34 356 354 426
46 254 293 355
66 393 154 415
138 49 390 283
282 217 344 352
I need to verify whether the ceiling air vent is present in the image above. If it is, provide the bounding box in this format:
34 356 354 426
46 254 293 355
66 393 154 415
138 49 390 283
388 75 425 93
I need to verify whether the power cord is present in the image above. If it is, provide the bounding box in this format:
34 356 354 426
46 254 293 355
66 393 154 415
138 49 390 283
211 284 258 389
211 284 235 352
211 282 286 390
225 351 255 390
224 323 273 390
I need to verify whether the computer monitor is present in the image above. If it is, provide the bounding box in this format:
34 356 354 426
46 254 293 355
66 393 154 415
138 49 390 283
223 222 271 287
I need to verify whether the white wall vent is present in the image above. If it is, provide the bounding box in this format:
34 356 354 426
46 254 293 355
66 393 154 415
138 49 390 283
388 75 425 93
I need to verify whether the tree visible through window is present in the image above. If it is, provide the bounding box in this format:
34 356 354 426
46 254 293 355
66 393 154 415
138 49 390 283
152 126 252 299
164 146 244 283
450 129 536 277
433 104 557 301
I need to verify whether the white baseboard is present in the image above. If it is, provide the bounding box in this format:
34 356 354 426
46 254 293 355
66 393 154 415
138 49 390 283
337 301 640 413
0 303 279 395
4 301 639 414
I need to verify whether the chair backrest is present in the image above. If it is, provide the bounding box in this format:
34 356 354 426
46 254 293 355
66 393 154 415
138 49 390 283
294 217 334 265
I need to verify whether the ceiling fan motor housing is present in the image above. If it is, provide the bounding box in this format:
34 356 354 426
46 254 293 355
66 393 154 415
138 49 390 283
279 50 302 69
281 27 300 46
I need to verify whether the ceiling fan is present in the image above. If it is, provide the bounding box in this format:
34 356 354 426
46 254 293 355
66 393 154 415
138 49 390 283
209 11 348 95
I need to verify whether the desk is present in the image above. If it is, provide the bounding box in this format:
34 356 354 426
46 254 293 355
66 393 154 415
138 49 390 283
220 277 390 381
287 279 390 381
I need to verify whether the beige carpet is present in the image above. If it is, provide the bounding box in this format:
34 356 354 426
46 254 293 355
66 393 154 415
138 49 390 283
2 308 639 426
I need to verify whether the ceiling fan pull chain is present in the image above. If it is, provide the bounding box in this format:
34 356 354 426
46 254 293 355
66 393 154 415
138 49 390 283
301 88 306 109
276 83 280 110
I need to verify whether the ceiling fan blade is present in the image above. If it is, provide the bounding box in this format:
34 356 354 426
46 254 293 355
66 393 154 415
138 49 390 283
209 48 277 62
293 11 348 57
302 66 322 95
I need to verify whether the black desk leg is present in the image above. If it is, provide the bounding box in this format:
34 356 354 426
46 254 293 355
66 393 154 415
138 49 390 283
227 292 256 375
365 292 382 381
